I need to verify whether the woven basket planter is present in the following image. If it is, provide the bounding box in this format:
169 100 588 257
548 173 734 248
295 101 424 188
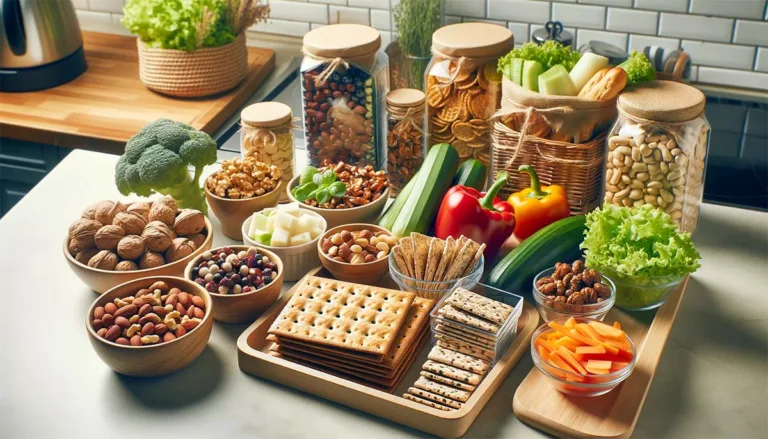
137 33 248 98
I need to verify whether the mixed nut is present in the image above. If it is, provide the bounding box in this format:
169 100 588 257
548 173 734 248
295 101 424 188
92 280 206 346
386 105 424 195
205 157 282 199
320 229 397 264
190 247 279 295
536 260 612 312
299 160 388 209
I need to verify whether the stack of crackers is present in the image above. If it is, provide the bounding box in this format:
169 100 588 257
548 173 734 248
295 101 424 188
391 233 485 298
266 276 435 392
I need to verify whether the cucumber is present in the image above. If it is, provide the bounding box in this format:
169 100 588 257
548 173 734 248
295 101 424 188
391 144 460 238
378 170 418 231
452 159 486 191
522 60 544 92
506 58 524 85
538 64 578 96
487 215 587 293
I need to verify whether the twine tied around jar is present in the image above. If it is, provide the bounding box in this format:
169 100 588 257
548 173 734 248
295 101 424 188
390 106 425 138
429 49 497 89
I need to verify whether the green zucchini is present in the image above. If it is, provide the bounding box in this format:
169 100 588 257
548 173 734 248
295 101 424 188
391 144 460 237
452 159 486 191
487 215 587 292
378 170 418 231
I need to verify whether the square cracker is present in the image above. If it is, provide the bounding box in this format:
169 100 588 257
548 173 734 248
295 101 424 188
407 387 463 409
438 305 500 333
410 233 431 280
420 371 477 392
268 276 415 355
423 360 482 385
446 287 514 324
414 376 472 403
403 393 454 411
424 238 445 282
427 346 490 374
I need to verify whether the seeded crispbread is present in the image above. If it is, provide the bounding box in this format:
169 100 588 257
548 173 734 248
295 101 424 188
399 237 416 277
423 360 482 385
438 305 500 333
407 387 463 409
463 243 486 276
434 328 496 351
410 233 431 280
403 393 454 411
392 245 412 278
424 239 445 282
420 371 477 392
437 339 494 362
446 287 513 324
443 238 480 281
427 346 490 374
413 376 472 402
433 236 456 282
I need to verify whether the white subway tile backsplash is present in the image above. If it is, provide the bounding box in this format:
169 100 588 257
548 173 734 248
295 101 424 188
87 0 124 14
628 34 680 52
269 1 329 24
552 3 605 30
72 0 89 9
578 0 631 6
658 13 733 43
251 19 311 37
698 67 768 90
76 10 127 34
380 30 393 48
445 0 486 18
330 6 370 25
349 0 389 9
689 0 766 20
309 0 345 4
633 0 687 12
756 48 768 73
682 41 755 70
370 9 390 30
577 28 627 50
606 8 657 35
487 0 551 23
734 20 768 46
508 22 531 44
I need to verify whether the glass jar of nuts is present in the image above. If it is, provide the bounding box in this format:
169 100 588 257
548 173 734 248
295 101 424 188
386 88 425 195
605 81 710 234
240 102 295 202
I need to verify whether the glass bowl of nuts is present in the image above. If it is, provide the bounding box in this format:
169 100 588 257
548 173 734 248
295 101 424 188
532 261 616 322
317 224 396 285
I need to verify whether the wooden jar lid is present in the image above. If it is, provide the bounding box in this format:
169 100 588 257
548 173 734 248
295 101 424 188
303 24 381 58
241 102 292 128
618 80 705 123
387 88 425 108
431 23 514 58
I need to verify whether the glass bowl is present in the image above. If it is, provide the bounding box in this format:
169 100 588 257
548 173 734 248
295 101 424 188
388 251 484 301
532 267 616 322
531 317 637 397
598 267 685 311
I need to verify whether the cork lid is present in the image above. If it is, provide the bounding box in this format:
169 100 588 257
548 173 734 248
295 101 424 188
241 102 292 128
618 80 705 123
303 24 381 58
431 22 514 58
387 88 425 108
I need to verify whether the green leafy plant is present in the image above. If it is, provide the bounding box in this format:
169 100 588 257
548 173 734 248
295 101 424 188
393 0 442 90
291 167 346 205
499 41 581 79
618 51 656 86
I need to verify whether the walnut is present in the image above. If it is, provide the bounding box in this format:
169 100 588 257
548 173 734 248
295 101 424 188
81 202 100 220
187 233 206 248
582 268 601 287
582 287 597 303
174 209 205 236
67 219 101 255
94 225 125 250
572 259 585 274
139 251 166 269
570 274 584 292
553 263 571 280
553 295 567 311
75 248 100 265
113 211 147 235
593 282 612 299
535 276 553 289
68 218 101 240
555 280 566 295
142 221 176 252
94 200 126 225
154 195 178 213
567 291 585 305
126 201 151 222
538 281 556 295
88 250 119 270
164 238 197 262
115 260 139 271
149 202 176 227
117 235 146 260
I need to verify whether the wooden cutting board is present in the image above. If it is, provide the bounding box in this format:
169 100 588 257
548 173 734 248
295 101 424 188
0 32 275 153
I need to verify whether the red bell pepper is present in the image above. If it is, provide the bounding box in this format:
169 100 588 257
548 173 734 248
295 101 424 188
435 171 516 259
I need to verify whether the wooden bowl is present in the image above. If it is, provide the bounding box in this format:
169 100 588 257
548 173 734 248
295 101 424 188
85 276 214 377
64 217 214 294
317 223 392 284
204 173 283 240
184 245 284 324
286 175 390 229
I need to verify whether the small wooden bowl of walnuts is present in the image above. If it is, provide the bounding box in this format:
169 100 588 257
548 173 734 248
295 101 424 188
204 157 284 240
64 196 214 294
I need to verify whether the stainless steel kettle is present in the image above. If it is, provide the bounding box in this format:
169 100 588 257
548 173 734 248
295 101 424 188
0 0 87 92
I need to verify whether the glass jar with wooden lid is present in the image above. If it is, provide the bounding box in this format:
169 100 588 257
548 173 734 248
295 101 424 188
425 22 513 171
386 88 425 195
240 102 295 202
604 80 710 233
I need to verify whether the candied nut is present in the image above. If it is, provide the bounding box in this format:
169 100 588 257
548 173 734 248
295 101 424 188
593 282 612 299
555 280 566 295
553 296 567 311
572 260 585 274
570 274 584 292
553 263 571 280
536 276 553 289
582 268 601 286
538 281 556 295
567 291 585 305
582 287 597 304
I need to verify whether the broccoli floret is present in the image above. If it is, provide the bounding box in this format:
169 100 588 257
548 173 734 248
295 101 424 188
115 119 217 213
619 51 655 86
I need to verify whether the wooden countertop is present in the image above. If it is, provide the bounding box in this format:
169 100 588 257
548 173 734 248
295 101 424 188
0 32 275 154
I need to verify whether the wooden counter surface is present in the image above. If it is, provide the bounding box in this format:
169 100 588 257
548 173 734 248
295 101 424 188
0 32 275 154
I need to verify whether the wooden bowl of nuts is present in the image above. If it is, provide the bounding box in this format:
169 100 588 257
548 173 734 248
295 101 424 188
64 198 214 294
184 246 284 324
204 157 284 240
317 224 396 285
85 276 213 377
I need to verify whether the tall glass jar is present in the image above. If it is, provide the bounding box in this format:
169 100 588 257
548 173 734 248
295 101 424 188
387 0 445 91
386 88 426 195
240 102 295 202
300 24 389 169
425 22 513 174
604 81 709 234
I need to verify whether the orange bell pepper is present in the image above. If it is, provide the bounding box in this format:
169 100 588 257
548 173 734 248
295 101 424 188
507 165 570 240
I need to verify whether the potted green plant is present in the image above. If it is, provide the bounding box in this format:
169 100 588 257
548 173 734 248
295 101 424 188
122 0 268 97
388 0 444 90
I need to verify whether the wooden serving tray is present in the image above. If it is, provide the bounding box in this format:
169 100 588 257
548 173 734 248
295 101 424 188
513 276 690 439
237 267 540 439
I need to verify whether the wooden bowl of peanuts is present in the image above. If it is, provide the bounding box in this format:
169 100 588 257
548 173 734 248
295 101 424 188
85 276 213 377
317 224 397 285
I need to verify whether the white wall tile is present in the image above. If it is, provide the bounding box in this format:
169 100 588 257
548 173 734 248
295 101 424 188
530 25 577 44
508 22 530 44
552 3 605 30
682 41 755 70
445 15 462 25
349 0 389 9
72 0 89 9
577 28 628 50
310 23 326 30
269 1 329 24
734 20 768 46
446 0 486 18
309 0 345 4
688 65 698 82
606 8 657 35
628 34 680 52
87 0 124 14
689 0 766 20
76 10 127 34
472 18 508 26
380 30 393 48
698 67 768 90
578 0 631 6
370 9 390 30
329 5 370 25
658 13 733 43
487 0 551 23
250 19 311 37
756 48 768 73
633 0 687 12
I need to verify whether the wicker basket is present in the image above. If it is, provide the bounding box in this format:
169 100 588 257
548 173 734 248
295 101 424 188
491 120 607 215
137 33 248 98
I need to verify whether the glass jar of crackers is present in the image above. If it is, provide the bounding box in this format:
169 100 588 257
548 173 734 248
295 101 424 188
386 88 426 196
240 102 295 202
425 22 513 173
